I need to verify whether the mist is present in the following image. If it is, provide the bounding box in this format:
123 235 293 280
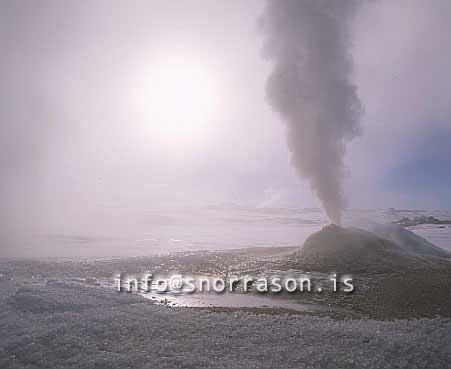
260 0 362 224
1 1 451 257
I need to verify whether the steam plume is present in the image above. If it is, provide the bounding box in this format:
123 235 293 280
260 0 362 224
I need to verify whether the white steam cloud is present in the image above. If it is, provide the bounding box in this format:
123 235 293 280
260 0 362 224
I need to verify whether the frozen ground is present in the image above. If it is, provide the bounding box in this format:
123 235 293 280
3 207 451 258
0 280 450 369
1 208 451 368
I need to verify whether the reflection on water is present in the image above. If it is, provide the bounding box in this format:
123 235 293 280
135 274 340 312
140 290 336 312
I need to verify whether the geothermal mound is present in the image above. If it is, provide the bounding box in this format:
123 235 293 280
373 223 451 258
290 224 451 318
297 224 449 272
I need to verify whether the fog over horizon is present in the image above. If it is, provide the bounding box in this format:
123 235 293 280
2 0 451 257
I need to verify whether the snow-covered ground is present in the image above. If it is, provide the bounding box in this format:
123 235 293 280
4 207 451 258
0 280 449 369
1 208 450 368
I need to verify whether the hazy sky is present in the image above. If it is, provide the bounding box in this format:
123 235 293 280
1 0 451 241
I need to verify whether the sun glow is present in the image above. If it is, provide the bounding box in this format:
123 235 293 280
143 61 218 139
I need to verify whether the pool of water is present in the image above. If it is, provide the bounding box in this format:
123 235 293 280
140 289 341 313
